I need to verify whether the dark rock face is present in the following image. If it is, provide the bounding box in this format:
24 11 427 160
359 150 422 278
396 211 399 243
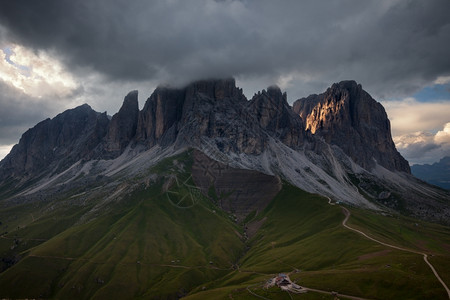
185 78 244 101
177 78 266 154
0 104 109 181
136 87 185 147
104 91 139 157
293 81 410 173
249 85 304 148
135 78 263 153
191 150 281 222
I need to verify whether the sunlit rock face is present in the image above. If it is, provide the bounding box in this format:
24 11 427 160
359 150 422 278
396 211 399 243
293 80 410 173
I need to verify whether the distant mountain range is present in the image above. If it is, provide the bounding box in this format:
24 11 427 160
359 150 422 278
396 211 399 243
411 156 450 190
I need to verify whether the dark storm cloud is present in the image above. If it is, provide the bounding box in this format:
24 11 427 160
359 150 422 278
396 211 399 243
1 0 449 99
402 143 441 159
399 141 446 166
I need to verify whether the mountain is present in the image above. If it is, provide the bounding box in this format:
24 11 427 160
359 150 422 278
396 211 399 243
103 90 139 158
411 156 450 190
1 78 447 222
0 78 449 299
0 104 109 181
293 81 410 173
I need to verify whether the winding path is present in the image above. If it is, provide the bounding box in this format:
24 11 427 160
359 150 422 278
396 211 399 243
340 205 450 299
303 287 371 300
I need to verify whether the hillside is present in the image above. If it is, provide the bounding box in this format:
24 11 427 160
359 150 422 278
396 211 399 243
0 150 449 299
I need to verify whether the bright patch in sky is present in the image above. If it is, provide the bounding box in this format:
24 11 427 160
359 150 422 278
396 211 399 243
382 98 450 136
413 83 450 103
393 122 450 165
384 97 450 165
0 144 13 160
435 122 450 145
0 44 78 98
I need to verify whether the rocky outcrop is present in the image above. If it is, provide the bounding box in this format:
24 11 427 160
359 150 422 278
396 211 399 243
249 85 304 148
184 78 245 101
177 78 265 154
191 149 281 222
135 87 185 147
104 91 139 157
293 81 410 173
135 78 258 152
0 104 109 181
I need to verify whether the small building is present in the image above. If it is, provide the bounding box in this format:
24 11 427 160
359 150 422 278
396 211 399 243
275 273 289 286
278 278 290 286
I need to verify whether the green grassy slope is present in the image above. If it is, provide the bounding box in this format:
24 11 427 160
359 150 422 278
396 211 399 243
0 152 245 299
185 183 450 300
0 150 449 299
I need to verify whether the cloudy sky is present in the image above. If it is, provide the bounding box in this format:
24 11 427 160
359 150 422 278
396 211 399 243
0 0 449 165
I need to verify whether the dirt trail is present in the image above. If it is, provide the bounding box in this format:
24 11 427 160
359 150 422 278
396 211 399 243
303 287 372 300
340 205 450 299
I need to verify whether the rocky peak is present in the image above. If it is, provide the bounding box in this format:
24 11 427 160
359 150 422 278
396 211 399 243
174 79 264 154
266 85 284 99
249 85 304 147
135 86 185 147
104 91 139 156
253 85 288 109
293 81 410 173
185 78 244 101
331 80 360 91
0 104 109 181
123 90 139 107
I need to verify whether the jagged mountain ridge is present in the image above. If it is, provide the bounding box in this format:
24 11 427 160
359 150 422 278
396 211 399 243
0 79 403 179
0 78 449 223
411 156 450 190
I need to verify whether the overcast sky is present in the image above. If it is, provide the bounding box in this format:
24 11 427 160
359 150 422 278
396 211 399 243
0 0 449 164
